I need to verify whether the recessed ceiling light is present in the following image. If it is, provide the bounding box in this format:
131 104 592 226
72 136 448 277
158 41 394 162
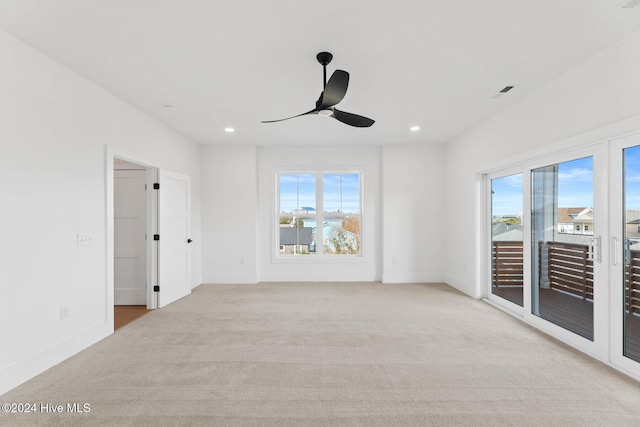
164 104 177 111
224 127 235 133
410 126 420 132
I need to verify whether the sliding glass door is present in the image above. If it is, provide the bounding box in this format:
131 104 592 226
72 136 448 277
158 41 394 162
611 134 640 376
486 145 608 358
531 157 595 340
486 136 640 378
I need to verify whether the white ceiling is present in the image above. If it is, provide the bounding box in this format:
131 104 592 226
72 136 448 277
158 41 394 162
1 1 640 146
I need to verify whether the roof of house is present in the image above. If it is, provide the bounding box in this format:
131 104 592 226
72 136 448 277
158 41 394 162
492 223 523 240
280 227 313 245
627 210 640 223
557 207 589 223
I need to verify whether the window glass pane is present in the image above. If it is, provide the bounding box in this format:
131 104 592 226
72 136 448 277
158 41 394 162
279 173 316 255
531 156 594 341
323 173 360 214
491 173 523 307
279 174 315 214
323 216 360 254
623 145 640 363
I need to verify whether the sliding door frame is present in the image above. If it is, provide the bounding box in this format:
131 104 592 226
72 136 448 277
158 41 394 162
521 144 609 360
483 166 526 316
482 145 608 360
609 132 640 378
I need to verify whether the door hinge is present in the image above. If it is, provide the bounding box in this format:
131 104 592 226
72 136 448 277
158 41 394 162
153 285 160 292
153 234 160 241
153 183 160 190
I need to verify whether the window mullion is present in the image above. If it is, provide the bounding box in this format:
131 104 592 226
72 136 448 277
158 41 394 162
316 171 324 256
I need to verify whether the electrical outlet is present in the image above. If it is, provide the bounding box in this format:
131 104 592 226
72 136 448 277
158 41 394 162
60 305 70 320
77 233 92 246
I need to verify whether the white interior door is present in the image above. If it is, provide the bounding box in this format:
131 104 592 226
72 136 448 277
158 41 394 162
114 168 147 305
157 169 191 308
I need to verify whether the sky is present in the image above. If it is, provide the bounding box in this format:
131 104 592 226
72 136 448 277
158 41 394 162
279 173 360 214
491 156 594 216
626 146 640 210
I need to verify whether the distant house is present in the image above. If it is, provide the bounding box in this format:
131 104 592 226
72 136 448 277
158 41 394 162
557 207 593 235
627 210 640 238
492 223 523 241
293 206 316 215
279 227 314 254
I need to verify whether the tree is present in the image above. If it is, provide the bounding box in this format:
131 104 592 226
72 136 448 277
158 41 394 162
326 217 360 254
280 217 304 227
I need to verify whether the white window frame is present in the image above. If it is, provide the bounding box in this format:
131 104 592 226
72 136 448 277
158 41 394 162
276 170 362 259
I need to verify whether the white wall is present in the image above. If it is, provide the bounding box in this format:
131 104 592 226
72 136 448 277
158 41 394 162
444 27 640 298
382 144 446 283
201 145 258 283
201 144 448 284
0 29 202 395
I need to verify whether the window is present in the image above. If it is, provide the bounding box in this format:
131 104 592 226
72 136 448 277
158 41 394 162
278 172 361 256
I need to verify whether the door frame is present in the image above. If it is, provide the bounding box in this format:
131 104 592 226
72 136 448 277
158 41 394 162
105 146 159 332
521 144 609 360
483 165 526 316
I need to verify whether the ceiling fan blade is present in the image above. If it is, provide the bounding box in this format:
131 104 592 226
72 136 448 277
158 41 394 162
318 70 349 110
262 109 317 123
333 109 375 128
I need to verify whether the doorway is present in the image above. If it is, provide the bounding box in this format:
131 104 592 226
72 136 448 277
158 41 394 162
106 148 193 331
113 158 154 328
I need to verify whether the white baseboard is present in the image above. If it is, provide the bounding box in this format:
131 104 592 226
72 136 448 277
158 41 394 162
202 273 258 284
381 272 447 284
0 321 112 396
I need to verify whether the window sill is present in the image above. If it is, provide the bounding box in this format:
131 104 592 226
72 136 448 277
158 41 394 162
272 255 365 264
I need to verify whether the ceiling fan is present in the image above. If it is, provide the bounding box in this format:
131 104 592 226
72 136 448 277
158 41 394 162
262 52 375 128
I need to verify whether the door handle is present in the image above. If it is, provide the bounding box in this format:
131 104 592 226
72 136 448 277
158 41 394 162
187 238 193 244
589 236 601 263
612 237 619 266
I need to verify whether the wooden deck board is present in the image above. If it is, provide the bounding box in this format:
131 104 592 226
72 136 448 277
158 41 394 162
493 286 640 363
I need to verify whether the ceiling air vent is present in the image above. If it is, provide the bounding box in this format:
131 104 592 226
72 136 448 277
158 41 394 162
492 85 515 99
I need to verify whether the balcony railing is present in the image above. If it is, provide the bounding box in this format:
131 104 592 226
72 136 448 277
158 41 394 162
543 241 593 301
491 241 523 287
627 249 640 315
492 240 640 312
493 240 640 360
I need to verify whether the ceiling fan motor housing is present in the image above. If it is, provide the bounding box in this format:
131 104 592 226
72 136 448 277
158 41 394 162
316 52 333 66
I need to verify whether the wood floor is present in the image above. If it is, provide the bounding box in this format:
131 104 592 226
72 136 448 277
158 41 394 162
114 305 149 330
492 286 640 362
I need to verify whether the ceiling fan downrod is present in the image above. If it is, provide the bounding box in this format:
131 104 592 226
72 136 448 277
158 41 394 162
316 52 333 89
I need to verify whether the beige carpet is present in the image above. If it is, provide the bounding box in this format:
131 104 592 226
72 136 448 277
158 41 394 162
2 282 640 426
